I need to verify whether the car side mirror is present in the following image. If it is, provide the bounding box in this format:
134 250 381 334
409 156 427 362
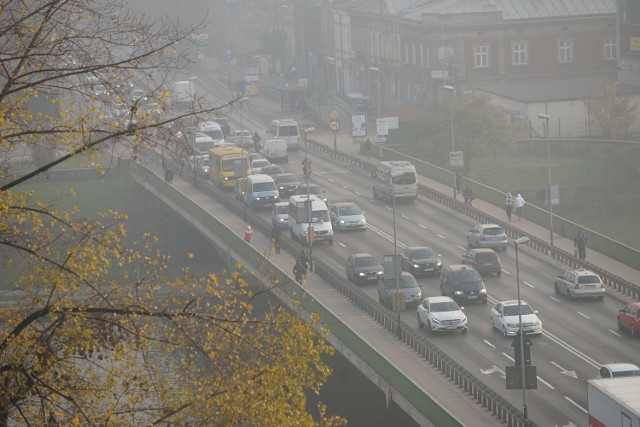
534 310 539 314
497 313 502 317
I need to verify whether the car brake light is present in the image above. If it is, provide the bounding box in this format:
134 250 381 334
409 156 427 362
574 284 580 289
472 261 480 266
480 235 486 240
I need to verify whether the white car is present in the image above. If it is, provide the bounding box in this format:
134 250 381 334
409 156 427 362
232 130 252 146
490 300 542 337
251 158 271 174
416 296 467 335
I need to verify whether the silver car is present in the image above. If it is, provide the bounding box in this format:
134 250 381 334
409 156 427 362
554 268 605 300
467 224 508 251
377 271 422 309
417 296 468 335
271 202 289 230
328 201 366 232
490 300 542 337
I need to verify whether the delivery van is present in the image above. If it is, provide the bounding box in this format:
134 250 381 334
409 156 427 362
242 174 280 209
267 119 300 151
288 194 333 245
261 139 288 163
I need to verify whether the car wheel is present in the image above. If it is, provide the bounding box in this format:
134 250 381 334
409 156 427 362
329 239 334 245
503 325 508 337
632 325 637 337
417 314 423 329
461 328 468 335
491 319 497 330
497 270 502 277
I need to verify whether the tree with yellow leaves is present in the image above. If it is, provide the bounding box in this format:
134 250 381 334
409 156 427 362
0 0 345 425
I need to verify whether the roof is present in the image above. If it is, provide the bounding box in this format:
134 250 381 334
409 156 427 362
426 295 456 303
588 377 640 414
394 0 615 21
500 300 529 306
479 79 640 103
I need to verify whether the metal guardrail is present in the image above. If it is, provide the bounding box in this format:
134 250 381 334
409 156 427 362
304 138 640 301
166 162 533 427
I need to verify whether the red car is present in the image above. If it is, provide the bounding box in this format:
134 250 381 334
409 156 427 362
617 302 640 337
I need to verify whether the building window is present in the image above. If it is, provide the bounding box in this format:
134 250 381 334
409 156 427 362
604 37 616 60
512 41 528 65
557 38 573 63
474 44 489 68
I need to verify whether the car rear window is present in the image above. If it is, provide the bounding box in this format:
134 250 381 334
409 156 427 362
578 275 601 284
483 227 505 236
476 253 497 261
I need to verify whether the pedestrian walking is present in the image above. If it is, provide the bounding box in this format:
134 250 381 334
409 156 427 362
293 259 305 283
462 186 475 205
505 192 515 222
244 225 254 245
574 230 587 260
364 138 372 159
271 225 281 254
252 131 261 152
514 193 525 220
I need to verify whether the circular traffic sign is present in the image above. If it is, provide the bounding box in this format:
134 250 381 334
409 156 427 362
330 120 340 132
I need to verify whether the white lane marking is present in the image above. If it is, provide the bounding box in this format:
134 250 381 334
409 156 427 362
543 330 600 368
342 185 348 189
549 296 562 303
523 281 535 288
456 245 467 251
355 191 361 196
338 242 346 248
550 361 578 379
480 366 506 378
328 178 335 183
385 206 392 211
564 396 588 413
502 352 515 362
483 340 496 348
419 224 427 229
538 376 555 389
503 270 512 275
609 329 622 337
401 214 409 220
576 311 590 320
436 234 446 239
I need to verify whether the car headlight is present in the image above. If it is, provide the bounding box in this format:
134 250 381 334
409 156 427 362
377 270 383 275
454 291 464 295
431 318 441 324
534 320 541 326
461 316 467 323
480 288 487 294
436 260 442 267
339 220 345 224
413 263 420 269
223 177 229 181
362 218 366 224
278 218 285 222
358 272 365 276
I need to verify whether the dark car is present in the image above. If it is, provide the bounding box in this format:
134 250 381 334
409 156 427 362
261 164 286 177
273 173 301 197
400 246 442 277
346 253 383 285
378 271 423 309
440 265 487 304
461 248 502 276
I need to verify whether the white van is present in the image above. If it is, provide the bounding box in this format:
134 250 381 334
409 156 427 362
267 119 300 151
197 121 226 145
241 174 280 209
261 139 288 163
288 194 333 245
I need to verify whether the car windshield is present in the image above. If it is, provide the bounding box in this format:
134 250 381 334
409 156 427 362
409 248 434 259
431 301 459 312
355 256 379 267
483 227 504 236
222 158 247 176
275 205 288 214
453 270 482 284
578 275 601 284
339 205 362 216
311 210 330 223
503 304 534 316
253 182 276 192
384 275 417 289
277 175 298 184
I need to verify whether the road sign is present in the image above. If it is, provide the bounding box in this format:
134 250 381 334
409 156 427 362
449 151 464 169
330 120 340 132
330 110 339 120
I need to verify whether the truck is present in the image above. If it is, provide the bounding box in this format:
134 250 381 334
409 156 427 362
587 377 640 427
172 80 196 110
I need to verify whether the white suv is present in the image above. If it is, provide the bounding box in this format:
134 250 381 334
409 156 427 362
417 296 468 335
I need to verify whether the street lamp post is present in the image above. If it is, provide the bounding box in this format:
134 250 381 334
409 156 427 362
304 127 315 272
612 81 619 141
514 235 531 426
238 97 249 221
538 113 554 247
369 67 381 120
443 85 457 199
391 171 402 337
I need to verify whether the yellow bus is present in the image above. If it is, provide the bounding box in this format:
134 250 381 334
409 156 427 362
209 146 251 188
